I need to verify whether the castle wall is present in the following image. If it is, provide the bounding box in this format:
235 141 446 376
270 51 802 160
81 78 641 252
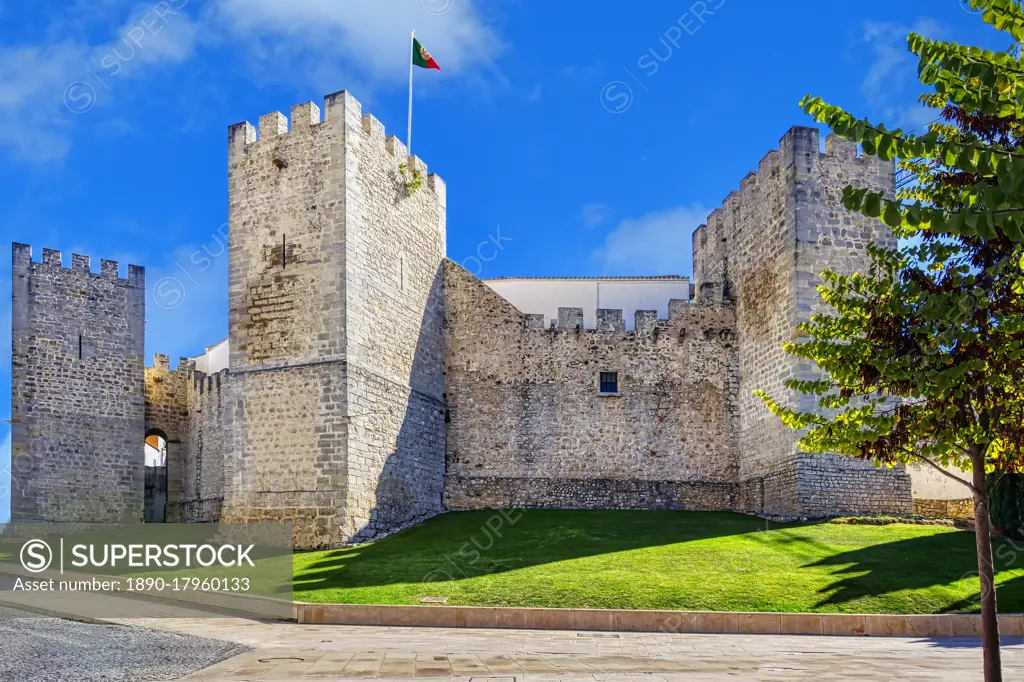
443 260 749 511
693 128 911 516
483 278 693 330
11 245 145 522
223 92 446 547
144 354 191 521
224 98 351 546
339 94 447 541
180 369 232 523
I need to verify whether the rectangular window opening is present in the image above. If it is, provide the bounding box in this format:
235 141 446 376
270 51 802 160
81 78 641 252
600 371 618 394
282 234 287 269
78 334 83 360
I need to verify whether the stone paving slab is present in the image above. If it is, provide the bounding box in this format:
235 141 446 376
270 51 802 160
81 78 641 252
102 617 1024 681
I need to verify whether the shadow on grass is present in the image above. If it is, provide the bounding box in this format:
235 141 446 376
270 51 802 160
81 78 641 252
806 532 1024 613
294 509 784 593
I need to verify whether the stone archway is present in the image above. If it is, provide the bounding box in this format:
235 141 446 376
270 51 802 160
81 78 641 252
144 428 168 522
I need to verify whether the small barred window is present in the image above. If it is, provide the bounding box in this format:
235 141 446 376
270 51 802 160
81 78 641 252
600 372 618 394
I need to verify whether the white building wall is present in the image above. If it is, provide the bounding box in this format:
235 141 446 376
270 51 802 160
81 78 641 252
908 463 972 500
483 278 691 330
191 338 228 374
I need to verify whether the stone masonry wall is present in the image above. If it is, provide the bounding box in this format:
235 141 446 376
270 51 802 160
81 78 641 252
224 95 351 548
223 91 446 547
338 93 447 542
180 368 232 523
443 260 748 512
914 498 974 519
144 354 191 521
11 244 145 522
693 127 911 516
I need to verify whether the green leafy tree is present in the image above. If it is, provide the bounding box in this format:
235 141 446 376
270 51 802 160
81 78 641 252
756 2 1024 679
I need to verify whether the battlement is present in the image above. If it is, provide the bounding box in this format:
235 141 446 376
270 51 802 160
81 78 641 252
148 353 195 373
192 367 230 393
227 90 445 198
692 125 896 293
12 243 143 285
521 294 732 337
695 126 891 238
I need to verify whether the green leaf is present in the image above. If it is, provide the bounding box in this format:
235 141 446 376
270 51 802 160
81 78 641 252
883 201 903 228
864 193 882 219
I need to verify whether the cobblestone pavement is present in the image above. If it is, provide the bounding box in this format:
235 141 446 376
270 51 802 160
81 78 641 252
0 612 247 682
105 617 1024 681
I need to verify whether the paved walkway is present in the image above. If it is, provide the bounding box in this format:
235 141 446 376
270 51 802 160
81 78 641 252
108 617 1024 681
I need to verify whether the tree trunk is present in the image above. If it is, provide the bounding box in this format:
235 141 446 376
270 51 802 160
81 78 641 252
972 444 1002 681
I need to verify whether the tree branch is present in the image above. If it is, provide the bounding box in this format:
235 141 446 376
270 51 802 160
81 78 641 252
902 448 979 495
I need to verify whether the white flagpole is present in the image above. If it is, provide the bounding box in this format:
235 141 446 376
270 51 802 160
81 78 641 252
408 29 415 156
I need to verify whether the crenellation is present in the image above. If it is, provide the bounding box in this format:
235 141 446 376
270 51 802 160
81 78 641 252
228 121 256 154
12 242 32 271
758 148 781 175
291 101 321 129
407 154 428 176
427 173 446 203
825 132 857 160
15 246 139 282
722 189 742 212
385 134 408 158
258 111 288 139
635 310 659 333
100 259 119 277
557 307 584 330
780 125 819 175
361 112 385 139
597 308 624 331
323 89 361 124
739 171 758 192
128 264 144 288
525 313 545 329
667 298 691 319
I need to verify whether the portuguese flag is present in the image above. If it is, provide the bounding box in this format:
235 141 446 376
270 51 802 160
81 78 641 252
413 37 441 71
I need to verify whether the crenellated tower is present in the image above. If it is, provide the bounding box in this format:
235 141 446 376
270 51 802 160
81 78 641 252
11 245 146 522
693 126 912 516
224 91 447 547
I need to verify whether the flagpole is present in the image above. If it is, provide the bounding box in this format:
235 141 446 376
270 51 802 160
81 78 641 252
408 29 415 157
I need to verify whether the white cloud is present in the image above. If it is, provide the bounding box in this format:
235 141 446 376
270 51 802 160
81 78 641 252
580 202 613 229
207 0 506 94
591 205 709 277
0 1 506 163
0 3 201 162
860 18 944 131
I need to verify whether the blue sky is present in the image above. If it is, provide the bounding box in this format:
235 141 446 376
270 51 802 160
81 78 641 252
0 0 1002 522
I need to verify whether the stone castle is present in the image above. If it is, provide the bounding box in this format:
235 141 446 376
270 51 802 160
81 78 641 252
9 90 963 548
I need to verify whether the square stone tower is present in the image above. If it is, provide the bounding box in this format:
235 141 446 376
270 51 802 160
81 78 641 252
693 127 912 516
224 91 447 547
10 245 146 522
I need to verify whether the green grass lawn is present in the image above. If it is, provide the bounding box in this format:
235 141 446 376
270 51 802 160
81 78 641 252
293 510 1024 614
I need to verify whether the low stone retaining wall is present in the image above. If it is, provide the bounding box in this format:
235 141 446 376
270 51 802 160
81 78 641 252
295 602 1024 638
914 498 974 519
443 477 761 514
